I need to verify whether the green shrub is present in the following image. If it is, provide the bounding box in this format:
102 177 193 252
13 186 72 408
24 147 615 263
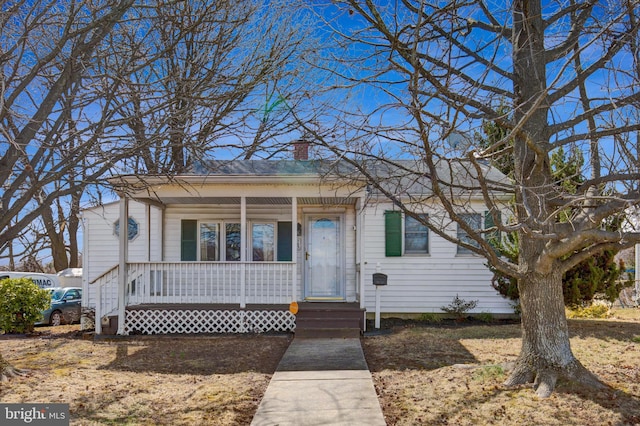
441 294 478 321
566 304 611 319
0 278 51 333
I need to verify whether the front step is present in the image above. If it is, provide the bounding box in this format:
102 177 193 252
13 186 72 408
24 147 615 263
294 327 361 339
294 302 364 339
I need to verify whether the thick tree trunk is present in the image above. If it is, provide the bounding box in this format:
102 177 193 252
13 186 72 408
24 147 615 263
504 270 605 397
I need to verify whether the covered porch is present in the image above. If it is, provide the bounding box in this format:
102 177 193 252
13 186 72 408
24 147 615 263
91 177 366 335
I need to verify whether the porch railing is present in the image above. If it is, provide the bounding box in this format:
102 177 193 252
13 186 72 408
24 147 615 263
90 265 120 334
91 262 295 333
127 261 295 305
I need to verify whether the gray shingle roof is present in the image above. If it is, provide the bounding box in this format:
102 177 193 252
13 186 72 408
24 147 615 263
189 158 510 197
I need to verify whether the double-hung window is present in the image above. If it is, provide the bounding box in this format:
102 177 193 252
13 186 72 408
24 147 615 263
181 220 241 261
404 214 429 254
385 211 429 256
456 213 482 255
456 212 502 254
251 222 275 261
182 220 292 261
200 223 220 261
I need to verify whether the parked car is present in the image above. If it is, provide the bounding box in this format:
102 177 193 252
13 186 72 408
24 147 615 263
36 287 82 326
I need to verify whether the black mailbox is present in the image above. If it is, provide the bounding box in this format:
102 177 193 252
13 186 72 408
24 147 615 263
373 273 388 286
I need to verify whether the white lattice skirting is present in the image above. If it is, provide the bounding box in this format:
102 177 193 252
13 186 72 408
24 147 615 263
124 309 296 335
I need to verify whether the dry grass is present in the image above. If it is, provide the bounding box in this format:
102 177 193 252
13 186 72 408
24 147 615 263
1 309 639 425
0 328 290 425
363 308 640 425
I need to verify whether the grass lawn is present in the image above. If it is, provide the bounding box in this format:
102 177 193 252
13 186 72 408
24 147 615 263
0 308 639 425
1 330 290 425
363 308 640 425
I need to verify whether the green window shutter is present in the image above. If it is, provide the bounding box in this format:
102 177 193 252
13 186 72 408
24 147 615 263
277 222 293 261
181 220 197 261
385 211 402 257
484 210 501 250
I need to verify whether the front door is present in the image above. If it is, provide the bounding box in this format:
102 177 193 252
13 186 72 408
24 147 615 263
305 215 344 300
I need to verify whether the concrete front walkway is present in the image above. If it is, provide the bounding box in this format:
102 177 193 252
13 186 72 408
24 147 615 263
251 338 386 426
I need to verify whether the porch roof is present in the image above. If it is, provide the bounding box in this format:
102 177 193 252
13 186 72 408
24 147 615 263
147 196 360 206
108 158 511 204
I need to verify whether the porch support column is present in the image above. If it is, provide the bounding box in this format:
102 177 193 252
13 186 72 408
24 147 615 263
633 244 640 306
117 195 129 335
291 197 297 302
240 196 247 308
358 198 366 311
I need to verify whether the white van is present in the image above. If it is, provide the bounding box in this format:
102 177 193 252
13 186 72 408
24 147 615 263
57 268 82 287
0 271 61 289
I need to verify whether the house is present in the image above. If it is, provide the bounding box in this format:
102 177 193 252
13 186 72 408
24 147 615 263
81 146 513 335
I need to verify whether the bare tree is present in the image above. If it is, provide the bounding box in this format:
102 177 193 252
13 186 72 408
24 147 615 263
112 0 320 175
0 0 141 266
310 0 640 397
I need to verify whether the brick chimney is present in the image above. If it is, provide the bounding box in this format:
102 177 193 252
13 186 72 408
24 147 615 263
293 141 309 160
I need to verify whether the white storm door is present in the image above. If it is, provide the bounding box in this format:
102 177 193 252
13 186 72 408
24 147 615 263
305 215 343 299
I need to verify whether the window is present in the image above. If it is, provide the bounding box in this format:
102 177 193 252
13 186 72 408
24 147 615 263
182 220 242 261
200 223 220 261
181 220 292 262
385 211 429 256
405 214 429 254
225 223 241 261
457 213 482 255
252 222 275 261
484 210 502 250
114 217 139 241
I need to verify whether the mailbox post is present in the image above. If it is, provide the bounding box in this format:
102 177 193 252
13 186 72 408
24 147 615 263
372 272 387 329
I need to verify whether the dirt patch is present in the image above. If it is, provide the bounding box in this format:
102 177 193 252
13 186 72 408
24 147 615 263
362 310 640 425
1 326 291 425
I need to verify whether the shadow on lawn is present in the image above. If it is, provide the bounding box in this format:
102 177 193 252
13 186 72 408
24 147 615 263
554 382 640 425
364 318 640 425
567 318 640 342
99 334 292 375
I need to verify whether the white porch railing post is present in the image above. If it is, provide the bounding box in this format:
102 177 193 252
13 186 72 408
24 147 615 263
95 277 102 335
117 196 128 335
635 243 640 305
359 199 366 311
291 197 297 302
240 196 247 308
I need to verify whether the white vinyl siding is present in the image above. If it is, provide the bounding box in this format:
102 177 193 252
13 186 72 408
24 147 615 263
362 202 512 314
81 201 162 310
